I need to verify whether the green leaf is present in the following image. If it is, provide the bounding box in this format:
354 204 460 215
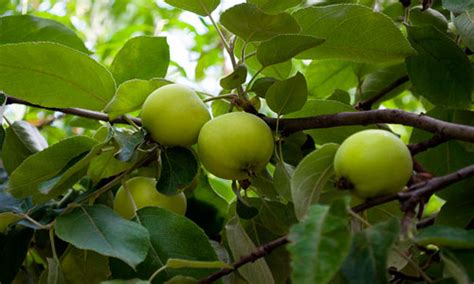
164 0 220 16
409 7 448 32
55 205 150 269
220 65 247 89
304 60 358 99
111 36 169 85
34 130 114 203
2 121 48 174
440 249 472 284
220 3 300 42
225 217 275 283
87 147 133 182
360 64 409 103
8 136 97 201
156 147 199 196
288 198 351 284
442 0 474 13
291 144 339 220
272 161 294 201
8 121 48 152
257 35 324 66
341 218 400 283
165 258 231 269
46 258 65 284
109 207 218 283
61 246 110 284
415 226 474 249
238 215 291 283
105 79 170 120
113 130 146 162
248 0 304 13
250 170 280 200
250 77 277 98
293 4 416 63
0 15 89 53
406 26 472 109
454 9 474 51
266 72 307 115
254 199 297 235
0 42 115 110
286 100 370 144
235 39 294 80
328 89 351 105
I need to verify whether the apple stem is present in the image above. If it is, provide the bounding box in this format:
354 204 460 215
336 177 354 190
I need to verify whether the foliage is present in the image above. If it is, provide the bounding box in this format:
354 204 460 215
0 0 474 283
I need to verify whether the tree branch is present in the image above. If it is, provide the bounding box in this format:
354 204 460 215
356 75 410 110
5 96 142 126
400 163 474 202
199 163 474 283
408 134 450 155
6 96 474 144
263 109 474 143
354 163 474 214
197 236 289 284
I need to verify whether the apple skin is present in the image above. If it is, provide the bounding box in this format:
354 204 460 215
141 84 211 146
334 129 413 199
113 176 187 219
197 112 274 180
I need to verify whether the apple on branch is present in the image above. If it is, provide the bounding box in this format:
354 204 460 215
113 176 187 219
334 129 413 199
141 84 211 146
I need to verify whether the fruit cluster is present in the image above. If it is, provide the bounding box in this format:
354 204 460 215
114 84 414 218
114 83 274 218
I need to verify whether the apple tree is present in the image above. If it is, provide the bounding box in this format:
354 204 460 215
1 0 474 283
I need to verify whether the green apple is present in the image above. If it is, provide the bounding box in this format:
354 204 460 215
113 176 187 219
141 84 211 146
198 112 274 180
334 129 413 199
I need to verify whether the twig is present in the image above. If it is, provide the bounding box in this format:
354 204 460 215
203 94 237 103
19 213 53 230
355 164 474 213
401 164 474 201
263 109 474 143
352 194 399 213
197 236 289 284
389 267 425 282
5 96 141 126
356 75 410 110
416 215 437 229
408 134 450 156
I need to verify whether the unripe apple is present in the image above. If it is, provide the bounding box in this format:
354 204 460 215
198 112 274 180
113 176 187 219
334 129 413 199
141 84 211 146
